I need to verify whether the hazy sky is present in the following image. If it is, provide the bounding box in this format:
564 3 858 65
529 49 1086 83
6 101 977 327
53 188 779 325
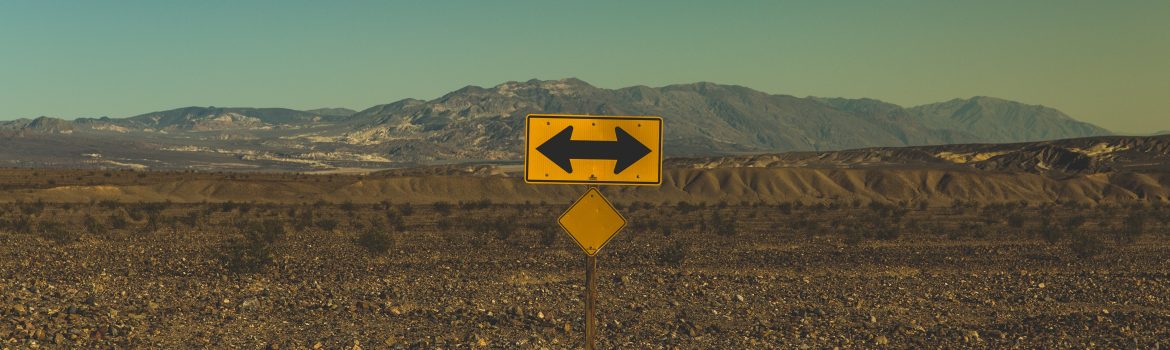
1 1 1167 133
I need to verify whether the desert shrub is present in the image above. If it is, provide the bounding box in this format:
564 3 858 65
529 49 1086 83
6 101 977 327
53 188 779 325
38 221 79 244
18 200 46 216
625 201 640 212
843 227 863 246
435 218 452 231
293 208 314 229
398 203 414 216
433 201 452 216
222 236 274 273
385 210 406 232
627 219 656 236
636 201 655 213
356 229 394 255
660 223 674 238
340 201 357 213
127 208 146 222
83 214 107 236
492 217 518 241
539 227 559 247
516 201 534 212
1039 220 1062 244
711 211 735 237
315 218 339 231
867 203 909 224
776 202 793 215
658 240 687 267
1157 208 1170 228
222 220 284 273
873 225 900 241
251 219 286 242
180 211 201 227
465 217 518 243
2 215 35 234
1116 211 1149 244
809 203 827 214
1069 233 1107 258
1003 211 1027 229
676 201 698 214
902 219 921 234
109 212 130 230
220 201 238 213
968 223 992 239
1100 204 1118 216
144 213 163 232
467 221 490 248
460 199 492 211
1063 215 1087 230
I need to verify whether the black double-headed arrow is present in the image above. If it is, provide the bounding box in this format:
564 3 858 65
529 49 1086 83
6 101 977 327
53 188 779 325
536 126 651 174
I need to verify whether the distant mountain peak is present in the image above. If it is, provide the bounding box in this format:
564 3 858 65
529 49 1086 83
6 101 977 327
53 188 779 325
489 78 598 96
118 106 332 131
0 116 75 134
909 96 1110 142
304 107 356 117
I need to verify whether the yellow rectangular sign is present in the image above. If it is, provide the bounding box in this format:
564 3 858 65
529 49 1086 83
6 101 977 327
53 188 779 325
525 114 662 185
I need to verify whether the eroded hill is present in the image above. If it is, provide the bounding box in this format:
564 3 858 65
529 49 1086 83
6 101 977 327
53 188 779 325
2 135 1167 205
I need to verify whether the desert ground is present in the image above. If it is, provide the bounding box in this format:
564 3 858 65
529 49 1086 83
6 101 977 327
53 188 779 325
1 169 1169 349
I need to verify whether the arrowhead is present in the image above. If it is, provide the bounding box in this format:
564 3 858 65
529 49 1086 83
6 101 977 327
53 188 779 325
613 127 651 174
536 125 575 173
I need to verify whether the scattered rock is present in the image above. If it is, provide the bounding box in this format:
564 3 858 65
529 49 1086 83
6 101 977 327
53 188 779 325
963 330 981 342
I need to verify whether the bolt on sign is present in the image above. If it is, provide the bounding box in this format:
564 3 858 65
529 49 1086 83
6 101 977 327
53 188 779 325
525 114 663 185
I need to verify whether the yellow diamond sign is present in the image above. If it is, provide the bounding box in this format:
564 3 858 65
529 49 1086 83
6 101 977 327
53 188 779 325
558 187 627 256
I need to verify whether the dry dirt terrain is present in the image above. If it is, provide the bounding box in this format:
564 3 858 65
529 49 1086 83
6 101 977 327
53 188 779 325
1 135 1169 349
2 172 1170 349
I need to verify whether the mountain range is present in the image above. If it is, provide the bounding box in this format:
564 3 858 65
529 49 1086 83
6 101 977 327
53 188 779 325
0 78 1112 171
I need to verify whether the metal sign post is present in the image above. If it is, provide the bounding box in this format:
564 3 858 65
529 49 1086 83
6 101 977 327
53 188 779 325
585 254 597 349
524 114 663 348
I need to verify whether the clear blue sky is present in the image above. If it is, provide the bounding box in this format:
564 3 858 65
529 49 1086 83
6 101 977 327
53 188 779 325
1 1 1167 133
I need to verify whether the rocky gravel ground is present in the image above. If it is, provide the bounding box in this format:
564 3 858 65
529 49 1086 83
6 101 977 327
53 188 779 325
2 203 1170 349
